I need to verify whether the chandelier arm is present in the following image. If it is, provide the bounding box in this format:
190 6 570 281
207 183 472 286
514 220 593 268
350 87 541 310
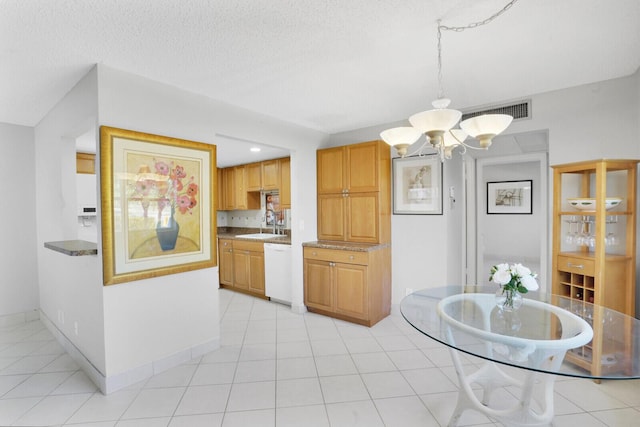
405 138 433 157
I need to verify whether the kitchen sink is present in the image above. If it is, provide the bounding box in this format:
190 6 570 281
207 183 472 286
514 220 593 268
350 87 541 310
235 233 282 239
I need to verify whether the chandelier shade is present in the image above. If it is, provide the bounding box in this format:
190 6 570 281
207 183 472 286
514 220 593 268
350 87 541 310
409 108 462 141
459 114 513 148
379 0 519 160
380 127 423 157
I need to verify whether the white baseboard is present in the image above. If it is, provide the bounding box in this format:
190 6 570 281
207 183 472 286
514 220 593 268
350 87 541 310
39 310 220 394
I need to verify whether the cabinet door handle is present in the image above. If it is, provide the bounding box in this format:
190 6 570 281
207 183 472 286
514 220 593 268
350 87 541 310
567 262 583 269
312 251 317 256
349 255 354 260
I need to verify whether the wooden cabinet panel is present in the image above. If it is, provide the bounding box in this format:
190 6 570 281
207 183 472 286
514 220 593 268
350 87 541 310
346 142 379 192
262 159 280 190
249 252 265 294
335 264 368 319
346 193 379 243
217 168 224 212
304 259 333 311
223 167 235 210
317 147 345 194
219 239 234 286
280 157 291 209
318 195 346 241
234 166 247 210
246 162 262 192
76 153 95 174
233 250 251 290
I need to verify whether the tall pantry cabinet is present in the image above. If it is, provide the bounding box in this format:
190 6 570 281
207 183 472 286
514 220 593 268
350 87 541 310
304 140 392 327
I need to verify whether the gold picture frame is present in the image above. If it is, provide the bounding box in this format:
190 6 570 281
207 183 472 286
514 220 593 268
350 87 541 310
100 126 216 285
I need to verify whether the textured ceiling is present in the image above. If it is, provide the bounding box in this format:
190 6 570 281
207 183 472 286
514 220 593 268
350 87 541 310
1 0 639 137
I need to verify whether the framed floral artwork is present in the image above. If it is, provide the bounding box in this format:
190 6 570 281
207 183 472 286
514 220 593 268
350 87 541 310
486 180 532 214
100 126 216 285
392 155 442 215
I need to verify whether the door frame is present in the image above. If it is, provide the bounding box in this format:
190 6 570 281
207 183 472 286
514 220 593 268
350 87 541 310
465 152 549 292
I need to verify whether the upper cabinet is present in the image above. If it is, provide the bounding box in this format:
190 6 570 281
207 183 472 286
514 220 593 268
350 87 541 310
76 153 95 174
246 159 281 192
279 157 291 209
318 142 381 195
218 157 290 211
316 140 391 243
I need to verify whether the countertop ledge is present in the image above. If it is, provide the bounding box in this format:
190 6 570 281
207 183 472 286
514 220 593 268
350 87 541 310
302 241 391 252
44 240 98 256
217 227 291 244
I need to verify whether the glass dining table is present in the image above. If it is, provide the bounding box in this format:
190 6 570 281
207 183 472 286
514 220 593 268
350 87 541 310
400 285 640 427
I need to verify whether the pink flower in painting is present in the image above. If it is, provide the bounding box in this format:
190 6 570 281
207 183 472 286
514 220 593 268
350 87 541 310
155 161 170 176
176 194 192 214
132 159 199 218
135 179 155 195
186 182 198 197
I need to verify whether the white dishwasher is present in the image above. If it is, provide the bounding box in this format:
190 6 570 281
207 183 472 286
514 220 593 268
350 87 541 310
264 243 292 305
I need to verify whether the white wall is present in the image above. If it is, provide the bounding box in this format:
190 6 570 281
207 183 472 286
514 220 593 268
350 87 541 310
34 67 107 372
96 64 326 379
0 123 39 318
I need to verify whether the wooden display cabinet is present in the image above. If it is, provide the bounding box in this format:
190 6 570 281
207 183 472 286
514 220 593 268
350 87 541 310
551 159 638 377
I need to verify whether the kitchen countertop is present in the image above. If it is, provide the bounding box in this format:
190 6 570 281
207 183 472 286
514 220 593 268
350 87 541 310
44 240 98 256
302 241 390 252
217 227 291 244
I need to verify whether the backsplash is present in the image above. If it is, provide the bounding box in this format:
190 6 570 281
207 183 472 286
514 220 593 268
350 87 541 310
217 209 291 230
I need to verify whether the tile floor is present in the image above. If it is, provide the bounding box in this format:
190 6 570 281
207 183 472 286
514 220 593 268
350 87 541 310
1 288 639 426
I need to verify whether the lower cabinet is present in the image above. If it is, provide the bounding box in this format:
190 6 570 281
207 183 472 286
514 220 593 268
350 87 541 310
303 245 391 327
219 239 234 286
218 239 266 299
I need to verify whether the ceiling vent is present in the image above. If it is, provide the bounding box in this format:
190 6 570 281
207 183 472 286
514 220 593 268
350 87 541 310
461 100 531 122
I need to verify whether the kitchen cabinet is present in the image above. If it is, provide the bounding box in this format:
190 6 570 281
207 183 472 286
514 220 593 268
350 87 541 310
219 239 234 286
221 158 288 210
220 166 259 211
222 167 235 210
218 238 266 298
303 245 391 326
279 157 291 209
551 159 638 377
217 168 224 212
246 159 281 192
316 140 390 243
76 152 95 174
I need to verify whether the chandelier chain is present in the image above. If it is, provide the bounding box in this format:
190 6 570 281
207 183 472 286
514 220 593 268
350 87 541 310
435 0 520 100
439 0 520 33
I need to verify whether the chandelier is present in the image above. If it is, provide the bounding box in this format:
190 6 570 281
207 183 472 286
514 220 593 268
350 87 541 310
381 0 519 161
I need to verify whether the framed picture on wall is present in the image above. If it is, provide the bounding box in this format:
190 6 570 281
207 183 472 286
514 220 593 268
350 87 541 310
392 155 442 215
487 180 533 214
100 126 217 285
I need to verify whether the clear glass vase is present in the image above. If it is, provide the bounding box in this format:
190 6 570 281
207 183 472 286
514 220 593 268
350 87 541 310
495 287 523 312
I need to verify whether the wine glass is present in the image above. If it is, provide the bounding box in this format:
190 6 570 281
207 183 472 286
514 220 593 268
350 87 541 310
564 216 577 245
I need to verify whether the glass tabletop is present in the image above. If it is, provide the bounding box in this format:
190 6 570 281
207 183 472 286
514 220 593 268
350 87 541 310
400 285 640 380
